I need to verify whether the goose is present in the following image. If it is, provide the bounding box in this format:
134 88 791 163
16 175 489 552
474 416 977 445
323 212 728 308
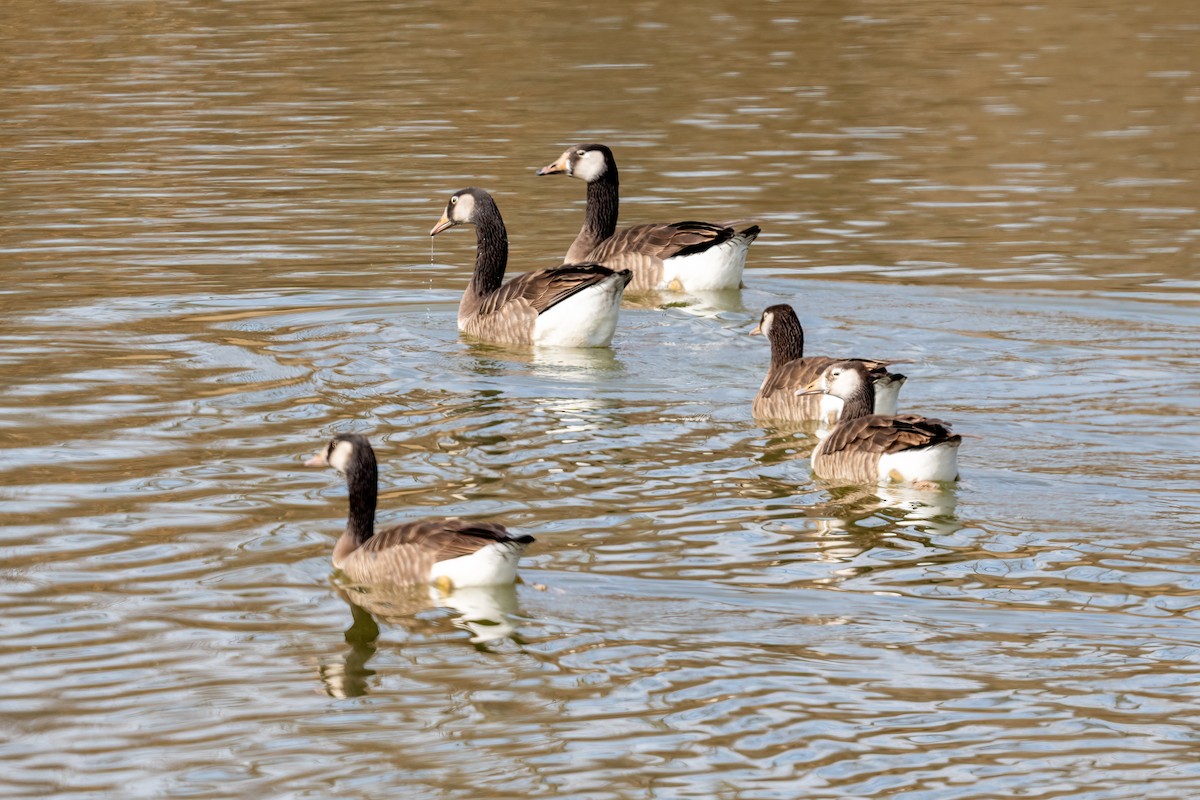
536 143 760 293
751 304 906 424
430 188 633 347
305 433 534 590
800 361 961 485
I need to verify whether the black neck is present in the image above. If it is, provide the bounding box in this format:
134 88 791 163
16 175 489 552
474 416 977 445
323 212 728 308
769 317 805 367
839 380 875 421
470 196 508 297
584 167 619 241
345 448 377 546
566 165 620 262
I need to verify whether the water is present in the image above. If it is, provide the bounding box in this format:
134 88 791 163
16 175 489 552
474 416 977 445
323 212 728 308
2 1 1199 797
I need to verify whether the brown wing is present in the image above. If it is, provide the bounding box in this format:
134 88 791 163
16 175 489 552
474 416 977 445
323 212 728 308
760 356 839 399
587 221 736 263
363 518 529 559
479 264 630 317
585 223 759 292
341 518 532 585
821 414 961 457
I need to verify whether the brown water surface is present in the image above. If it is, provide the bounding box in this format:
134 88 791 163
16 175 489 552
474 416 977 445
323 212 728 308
2 1 1199 798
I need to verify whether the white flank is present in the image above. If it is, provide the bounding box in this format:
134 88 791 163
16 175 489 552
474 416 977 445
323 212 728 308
533 273 626 347
819 376 905 428
429 541 526 588
877 442 960 483
872 376 904 416
819 395 845 429
659 234 753 292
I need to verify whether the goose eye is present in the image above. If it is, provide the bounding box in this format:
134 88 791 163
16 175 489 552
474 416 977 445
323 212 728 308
450 196 458 205
576 149 586 156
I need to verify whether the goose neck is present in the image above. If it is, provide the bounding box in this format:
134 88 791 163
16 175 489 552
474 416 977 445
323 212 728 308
344 453 377 546
585 170 619 240
469 201 508 297
838 380 876 422
566 170 619 262
770 319 805 367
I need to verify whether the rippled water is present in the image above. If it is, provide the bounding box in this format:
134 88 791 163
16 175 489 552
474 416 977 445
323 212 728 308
3 1 1200 798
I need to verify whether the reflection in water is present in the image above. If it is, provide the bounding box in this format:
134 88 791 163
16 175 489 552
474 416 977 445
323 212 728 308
624 288 747 315
321 581 525 699
527 344 622 378
319 601 380 700
755 425 821 467
810 482 961 539
4 0 1200 796
463 340 624 381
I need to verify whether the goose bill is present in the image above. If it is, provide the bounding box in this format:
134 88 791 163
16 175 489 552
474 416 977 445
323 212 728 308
430 211 454 236
535 153 569 176
304 451 328 467
795 378 823 397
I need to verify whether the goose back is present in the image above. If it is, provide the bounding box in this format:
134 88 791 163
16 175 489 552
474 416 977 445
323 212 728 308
432 187 631 347
335 517 532 588
590 222 760 292
806 362 961 484
459 262 629 346
812 413 962 483
537 143 759 292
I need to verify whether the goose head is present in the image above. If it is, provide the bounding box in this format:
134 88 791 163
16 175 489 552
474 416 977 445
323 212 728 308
751 304 802 336
430 188 487 236
749 308 772 337
751 304 806 364
306 433 371 474
799 361 871 400
749 304 791 338
536 143 613 184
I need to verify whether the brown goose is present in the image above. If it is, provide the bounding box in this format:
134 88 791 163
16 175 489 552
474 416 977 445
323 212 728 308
751 304 906 424
430 188 632 347
802 361 961 485
305 433 534 590
536 143 760 293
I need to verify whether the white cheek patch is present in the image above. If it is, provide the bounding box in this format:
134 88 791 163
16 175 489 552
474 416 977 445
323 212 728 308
328 440 355 473
761 314 773 338
455 193 476 222
572 150 606 183
831 368 862 397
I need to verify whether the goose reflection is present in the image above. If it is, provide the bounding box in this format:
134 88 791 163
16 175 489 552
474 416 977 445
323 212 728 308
528 343 622 377
810 483 960 540
319 600 380 700
463 340 623 382
624 288 746 315
319 581 524 699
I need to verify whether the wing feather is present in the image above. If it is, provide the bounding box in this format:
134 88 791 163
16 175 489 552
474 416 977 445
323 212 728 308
340 518 533 586
478 264 628 318
587 221 741 263
820 414 961 457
